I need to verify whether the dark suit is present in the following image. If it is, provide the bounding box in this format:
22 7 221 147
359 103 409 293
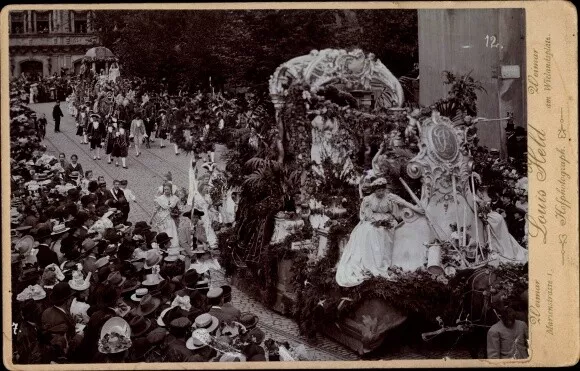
36 244 59 269
52 104 64 132
106 188 130 222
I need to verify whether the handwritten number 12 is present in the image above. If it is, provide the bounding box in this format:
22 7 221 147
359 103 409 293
485 35 499 48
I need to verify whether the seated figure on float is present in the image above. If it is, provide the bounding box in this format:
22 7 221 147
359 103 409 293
335 111 527 288
335 177 424 288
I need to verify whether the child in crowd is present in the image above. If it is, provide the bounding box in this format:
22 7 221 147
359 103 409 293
119 180 137 203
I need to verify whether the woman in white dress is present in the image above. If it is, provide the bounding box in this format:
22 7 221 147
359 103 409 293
108 62 120 83
336 178 424 287
151 183 181 248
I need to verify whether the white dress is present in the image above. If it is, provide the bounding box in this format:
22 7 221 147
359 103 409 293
336 194 398 287
152 194 180 248
487 211 528 263
108 66 120 83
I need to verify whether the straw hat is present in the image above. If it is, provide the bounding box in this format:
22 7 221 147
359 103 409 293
131 288 149 302
193 313 219 333
164 247 184 262
15 235 35 255
98 317 132 354
51 223 70 236
142 273 164 287
186 328 212 350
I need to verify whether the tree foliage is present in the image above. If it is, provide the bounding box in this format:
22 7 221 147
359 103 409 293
93 9 417 92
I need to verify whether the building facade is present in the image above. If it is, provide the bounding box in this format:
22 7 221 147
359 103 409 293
8 10 100 78
418 9 526 156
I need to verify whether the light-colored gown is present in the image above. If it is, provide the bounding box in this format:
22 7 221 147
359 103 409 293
336 193 398 287
152 194 180 248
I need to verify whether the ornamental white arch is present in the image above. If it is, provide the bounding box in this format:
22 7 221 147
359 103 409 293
269 48 404 109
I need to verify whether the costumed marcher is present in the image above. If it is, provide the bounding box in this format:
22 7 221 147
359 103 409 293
130 112 146 157
103 122 116 164
87 113 105 161
156 109 168 148
112 121 130 169
151 184 180 248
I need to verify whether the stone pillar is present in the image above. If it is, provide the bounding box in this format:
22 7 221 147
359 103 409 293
42 58 50 77
271 94 286 163
27 11 32 33
87 11 92 33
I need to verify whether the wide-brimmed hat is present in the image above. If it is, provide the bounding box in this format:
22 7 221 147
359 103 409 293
244 327 265 345
90 113 101 120
131 288 149 302
155 232 172 246
164 247 184 262
105 271 127 287
81 238 97 253
181 269 200 289
98 317 132 354
95 256 110 270
40 269 60 290
240 312 259 330
51 223 70 236
15 235 35 255
120 278 141 294
69 269 92 291
157 305 190 327
129 315 152 338
131 294 161 317
142 273 164 287
144 249 163 269
194 313 219 333
16 284 47 302
186 328 211 350
49 281 74 305
133 221 151 233
206 287 224 301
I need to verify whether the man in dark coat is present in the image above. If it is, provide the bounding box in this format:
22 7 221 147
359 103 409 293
35 225 59 269
52 101 64 133
105 180 130 223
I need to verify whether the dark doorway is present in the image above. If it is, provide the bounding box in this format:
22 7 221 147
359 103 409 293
20 60 43 78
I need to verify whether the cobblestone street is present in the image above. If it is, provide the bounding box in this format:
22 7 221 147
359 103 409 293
30 102 472 362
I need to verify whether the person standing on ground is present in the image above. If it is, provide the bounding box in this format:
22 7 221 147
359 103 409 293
487 307 528 359
87 113 105 161
113 121 130 169
52 100 64 133
130 112 146 157
37 113 47 140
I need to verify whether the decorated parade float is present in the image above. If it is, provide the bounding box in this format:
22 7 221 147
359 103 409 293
209 49 529 357
69 46 120 117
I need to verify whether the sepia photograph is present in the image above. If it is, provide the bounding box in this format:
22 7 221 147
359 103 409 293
5 5 531 366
